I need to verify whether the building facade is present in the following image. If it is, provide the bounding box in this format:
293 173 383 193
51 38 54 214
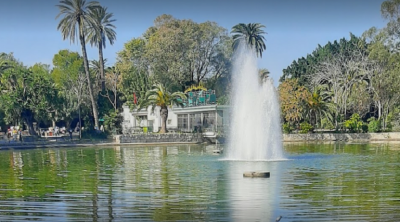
121 104 230 134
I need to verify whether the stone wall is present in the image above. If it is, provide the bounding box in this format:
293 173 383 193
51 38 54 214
119 133 204 144
283 132 400 142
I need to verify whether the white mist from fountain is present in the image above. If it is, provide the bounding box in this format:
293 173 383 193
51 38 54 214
224 41 286 161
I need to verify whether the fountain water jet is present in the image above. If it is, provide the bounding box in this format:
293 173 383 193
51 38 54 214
224 41 286 161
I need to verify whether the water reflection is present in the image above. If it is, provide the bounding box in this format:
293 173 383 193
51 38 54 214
0 143 399 221
227 161 283 221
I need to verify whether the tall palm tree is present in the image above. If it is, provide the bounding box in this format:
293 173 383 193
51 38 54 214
86 6 116 91
56 0 101 129
140 84 186 133
231 23 267 58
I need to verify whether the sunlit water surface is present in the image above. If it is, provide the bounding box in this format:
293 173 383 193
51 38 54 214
1 143 400 221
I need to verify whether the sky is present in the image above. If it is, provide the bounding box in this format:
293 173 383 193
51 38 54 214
0 0 388 86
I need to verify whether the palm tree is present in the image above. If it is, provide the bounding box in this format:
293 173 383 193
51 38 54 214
56 0 101 129
258 68 270 82
140 84 186 133
306 86 335 129
0 53 12 77
86 6 116 91
90 58 107 89
231 23 267 58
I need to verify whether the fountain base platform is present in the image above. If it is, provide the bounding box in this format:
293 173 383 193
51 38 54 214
243 172 270 178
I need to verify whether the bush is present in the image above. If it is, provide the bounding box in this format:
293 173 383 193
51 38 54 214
320 117 334 130
299 122 313 134
282 123 294 134
81 129 108 140
103 110 123 135
344 114 364 133
367 117 381 133
361 123 368 133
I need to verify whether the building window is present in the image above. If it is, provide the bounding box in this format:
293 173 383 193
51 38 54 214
189 113 201 129
178 114 188 130
168 119 172 125
203 112 216 130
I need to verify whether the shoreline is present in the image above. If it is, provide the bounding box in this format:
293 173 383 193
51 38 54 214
0 140 202 150
2 132 400 150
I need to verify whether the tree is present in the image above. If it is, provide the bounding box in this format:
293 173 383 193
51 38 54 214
311 44 372 128
0 54 59 135
280 33 368 85
86 6 116 91
278 79 311 127
140 84 186 133
306 86 335 128
363 27 400 130
56 0 101 129
231 23 267 58
116 38 153 109
51 50 89 130
144 15 232 91
102 66 121 111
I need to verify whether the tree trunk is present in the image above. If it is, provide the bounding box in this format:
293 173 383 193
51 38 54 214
79 22 99 129
159 107 168 133
378 101 382 120
21 109 35 136
98 39 105 91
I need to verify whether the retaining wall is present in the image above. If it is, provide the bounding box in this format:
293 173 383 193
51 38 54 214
118 133 204 144
283 132 400 142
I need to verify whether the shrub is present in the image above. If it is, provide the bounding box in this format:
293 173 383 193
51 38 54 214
300 122 313 134
361 123 368 133
367 117 381 133
103 110 123 135
320 117 334 130
81 130 108 140
282 123 294 134
344 114 364 133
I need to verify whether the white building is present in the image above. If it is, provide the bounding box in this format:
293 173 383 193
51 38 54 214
121 104 230 134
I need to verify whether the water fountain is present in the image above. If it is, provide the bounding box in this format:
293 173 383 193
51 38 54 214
224 41 286 161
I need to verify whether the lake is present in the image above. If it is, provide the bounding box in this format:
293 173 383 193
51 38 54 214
1 142 400 221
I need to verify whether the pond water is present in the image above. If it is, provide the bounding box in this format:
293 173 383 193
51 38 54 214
0 143 400 221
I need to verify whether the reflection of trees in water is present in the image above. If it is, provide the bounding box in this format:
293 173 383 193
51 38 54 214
0 145 231 220
281 143 400 220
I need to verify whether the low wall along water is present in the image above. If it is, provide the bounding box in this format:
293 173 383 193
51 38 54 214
117 132 400 144
283 132 400 142
118 133 204 144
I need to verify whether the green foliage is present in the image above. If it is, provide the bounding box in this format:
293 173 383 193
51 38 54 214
217 95 230 105
321 117 334 130
299 122 313 134
280 33 367 85
344 114 364 133
103 110 122 135
283 123 294 134
81 129 108 140
143 15 232 92
367 117 381 133
0 54 60 134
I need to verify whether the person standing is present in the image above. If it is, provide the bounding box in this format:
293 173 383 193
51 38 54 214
7 128 11 143
69 128 73 141
12 128 17 141
18 129 23 142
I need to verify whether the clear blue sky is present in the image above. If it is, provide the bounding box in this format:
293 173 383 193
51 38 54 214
0 0 387 85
